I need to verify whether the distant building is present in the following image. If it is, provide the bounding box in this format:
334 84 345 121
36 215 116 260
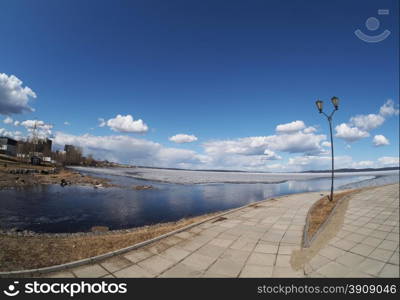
0 136 18 156
64 144 75 153
16 138 53 159
37 138 52 155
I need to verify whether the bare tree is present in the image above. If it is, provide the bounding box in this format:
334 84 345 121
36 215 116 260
65 145 83 165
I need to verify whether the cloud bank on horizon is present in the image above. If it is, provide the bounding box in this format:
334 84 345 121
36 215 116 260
0 72 399 172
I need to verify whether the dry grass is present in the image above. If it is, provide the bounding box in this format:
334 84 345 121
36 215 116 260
307 190 357 240
0 212 218 272
0 165 114 189
211 216 227 223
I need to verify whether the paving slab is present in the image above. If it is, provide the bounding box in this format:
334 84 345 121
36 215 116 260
180 253 216 271
158 263 202 278
239 265 273 278
137 255 176 275
379 264 400 278
123 249 153 264
356 258 385 276
100 256 133 273
113 264 154 278
71 264 109 278
46 270 75 278
246 252 275 266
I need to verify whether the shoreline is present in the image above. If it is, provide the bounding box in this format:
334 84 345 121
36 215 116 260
0 211 221 273
1 168 398 236
1 184 383 239
71 166 399 185
0 183 397 274
0 163 116 190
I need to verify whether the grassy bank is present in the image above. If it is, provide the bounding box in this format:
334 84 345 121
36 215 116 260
0 160 114 189
0 213 218 272
306 189 359 240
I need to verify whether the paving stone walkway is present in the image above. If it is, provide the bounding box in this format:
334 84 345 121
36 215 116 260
305 184 399 278
47 183 399 278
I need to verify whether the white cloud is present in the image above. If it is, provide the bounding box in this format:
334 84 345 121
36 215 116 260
335 123 369 142
53 132 158 163
11 131 24 141
351 160 375 168
350 114 385 131
379 99 399 117
169 134 198 144
0 73 36 114
287 155 353 171
200 126 326 170
204 132 326 156
53 132 204 168
3 117 20 127
21 120 46 129
0 127 11 137
321 141 331 147
351 157 399 169
53 123 327 170
98 118 106 127
21 119 53 139
303 126 317 134
49 129 399 172
335 99 399 143
3 116 13 124
377 156 399 167
263 149 282 160
372 135 389 147
287 155 399 171
156 148 207 167
106 114 148 133
208 154 282 170
0 127 24 140
64 121 70 126
276 120 305 133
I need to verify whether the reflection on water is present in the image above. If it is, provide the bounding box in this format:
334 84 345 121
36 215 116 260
0 173 373 233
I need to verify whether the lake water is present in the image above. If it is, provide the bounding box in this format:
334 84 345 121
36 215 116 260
0 169 376 233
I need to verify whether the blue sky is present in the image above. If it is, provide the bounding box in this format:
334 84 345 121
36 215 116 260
0 0 399 171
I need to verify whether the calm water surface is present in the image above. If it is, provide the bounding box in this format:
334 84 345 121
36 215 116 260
0 171 374 233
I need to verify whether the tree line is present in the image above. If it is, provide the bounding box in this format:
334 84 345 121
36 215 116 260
16 140 97 166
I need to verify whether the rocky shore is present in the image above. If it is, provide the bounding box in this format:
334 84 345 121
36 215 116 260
0 163 115 190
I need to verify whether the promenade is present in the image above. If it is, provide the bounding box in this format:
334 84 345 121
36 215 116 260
47 184 399 278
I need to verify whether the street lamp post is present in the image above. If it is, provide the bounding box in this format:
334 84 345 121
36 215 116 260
315 97 340 202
